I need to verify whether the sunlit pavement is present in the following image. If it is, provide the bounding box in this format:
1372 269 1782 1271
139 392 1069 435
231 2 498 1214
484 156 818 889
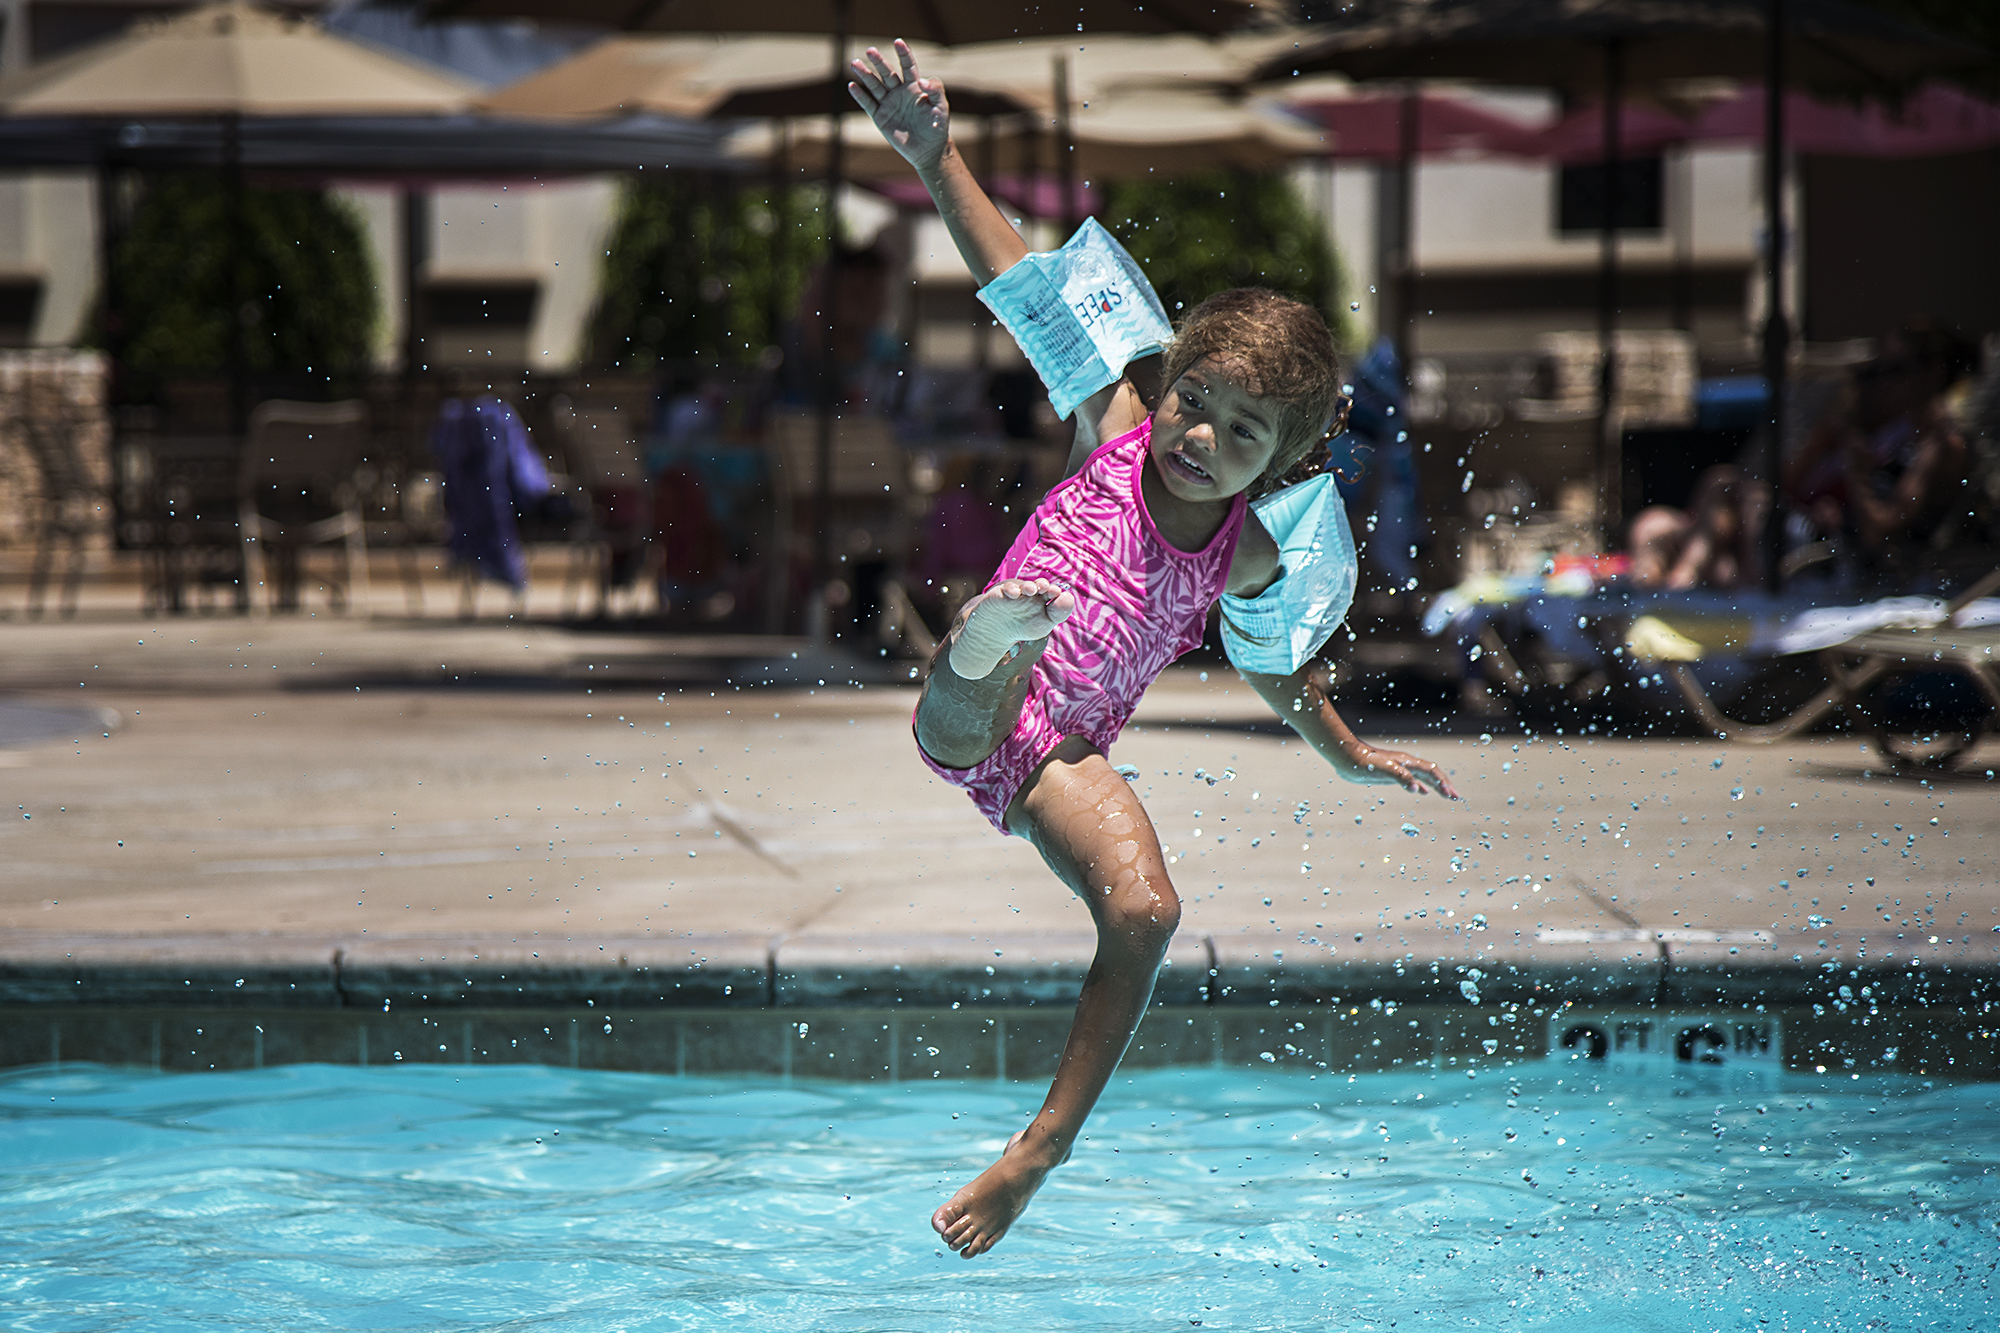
1 609 1995 996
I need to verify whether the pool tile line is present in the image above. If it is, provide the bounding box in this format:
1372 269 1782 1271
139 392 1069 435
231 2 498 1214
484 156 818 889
3 930 1998 1016
4 1001 1992 1081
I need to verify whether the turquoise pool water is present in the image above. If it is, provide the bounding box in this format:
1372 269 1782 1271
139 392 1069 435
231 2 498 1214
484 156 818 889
2 1061 1993 1331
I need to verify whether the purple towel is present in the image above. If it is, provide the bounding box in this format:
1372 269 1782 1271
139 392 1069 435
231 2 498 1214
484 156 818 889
430 396 549 590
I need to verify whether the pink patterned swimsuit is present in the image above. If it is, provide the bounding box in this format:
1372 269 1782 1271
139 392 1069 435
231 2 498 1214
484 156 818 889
918 420 1246 832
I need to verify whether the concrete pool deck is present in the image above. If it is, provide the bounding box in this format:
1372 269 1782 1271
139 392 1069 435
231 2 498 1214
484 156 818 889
1 612 1996 1074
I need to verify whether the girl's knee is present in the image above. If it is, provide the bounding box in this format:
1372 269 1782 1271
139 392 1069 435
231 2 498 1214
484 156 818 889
1098 877 1180 949
914 685 1007 770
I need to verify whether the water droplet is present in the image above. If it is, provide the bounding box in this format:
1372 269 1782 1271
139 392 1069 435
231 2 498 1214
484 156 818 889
1730 787 1745 800
1400 822 1419 837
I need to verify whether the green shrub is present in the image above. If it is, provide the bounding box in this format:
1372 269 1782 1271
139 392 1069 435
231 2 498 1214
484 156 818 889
108 173 379 389
590 174 823 373
1102 171 1353 348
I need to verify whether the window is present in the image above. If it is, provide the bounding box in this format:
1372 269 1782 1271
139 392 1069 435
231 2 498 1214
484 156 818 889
1557 157 1664 233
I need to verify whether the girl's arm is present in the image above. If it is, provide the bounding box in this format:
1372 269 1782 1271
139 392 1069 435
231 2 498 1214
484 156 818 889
1239 665 1461 798
850 41 1149 475
848 43 1025 288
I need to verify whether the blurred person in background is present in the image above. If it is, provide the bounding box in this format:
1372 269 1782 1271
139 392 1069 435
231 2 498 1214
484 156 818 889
783 242 892 406
908 453 1028 630
1785 321 1977 571
1627 464 1767 589
1336 339 1423 592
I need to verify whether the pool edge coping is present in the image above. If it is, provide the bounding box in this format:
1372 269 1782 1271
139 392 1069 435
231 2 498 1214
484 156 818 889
4 929 1996 1009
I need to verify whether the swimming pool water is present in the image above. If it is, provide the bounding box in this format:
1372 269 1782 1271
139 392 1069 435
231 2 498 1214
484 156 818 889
3 1061 1993 1331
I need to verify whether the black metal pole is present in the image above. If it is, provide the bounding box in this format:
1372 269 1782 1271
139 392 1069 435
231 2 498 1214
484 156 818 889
1055 53 1078 238
401 187 428 380
1393 88 1418 381
96 161 123 404
768 117 790 360
972 113 996 370
1762 0 1790 591
1598 38 1624 534
1670 147 1695 333
224 111 246 437
812 0 850 640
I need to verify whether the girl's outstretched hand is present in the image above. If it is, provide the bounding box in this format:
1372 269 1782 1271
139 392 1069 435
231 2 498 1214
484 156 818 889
1341 740 1461 799
848 39 950 174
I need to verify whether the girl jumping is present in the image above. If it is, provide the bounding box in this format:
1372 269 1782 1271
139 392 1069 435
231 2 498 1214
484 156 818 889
850 41 1460 1260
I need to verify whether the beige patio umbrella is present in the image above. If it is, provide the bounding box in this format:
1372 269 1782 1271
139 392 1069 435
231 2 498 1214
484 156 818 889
734 88 1324 182
0 0 472 116
480 33 847 120
922 28 1304 109
478 31 1031 124
0 1 475 433
435 1 1261 42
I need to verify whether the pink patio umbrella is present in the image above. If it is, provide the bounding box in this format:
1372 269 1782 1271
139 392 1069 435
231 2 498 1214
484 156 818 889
1271 89 1544 386
1529 81 2000 161
1251 0 1988 575
863 173 1101 219
1282 87 1543 160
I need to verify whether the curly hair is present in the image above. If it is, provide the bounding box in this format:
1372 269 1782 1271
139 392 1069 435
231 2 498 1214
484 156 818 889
1160 288 1347 498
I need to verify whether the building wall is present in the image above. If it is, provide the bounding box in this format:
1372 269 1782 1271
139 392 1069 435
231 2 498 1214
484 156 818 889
0 172 98 347
900 139 1777 372
1367 146 1767 363
1802 149 2000 344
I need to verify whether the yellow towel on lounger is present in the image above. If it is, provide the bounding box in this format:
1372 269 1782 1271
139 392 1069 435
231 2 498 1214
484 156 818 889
1625 614 1754 662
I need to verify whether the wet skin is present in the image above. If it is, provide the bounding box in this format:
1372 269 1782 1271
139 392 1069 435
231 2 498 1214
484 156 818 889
1144 359 1281 548
913 358 1459 1256
912 362 1270 1257
859 36 1457 1259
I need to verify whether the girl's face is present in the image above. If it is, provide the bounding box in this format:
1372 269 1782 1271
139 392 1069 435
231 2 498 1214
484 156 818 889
1149 356 1281 502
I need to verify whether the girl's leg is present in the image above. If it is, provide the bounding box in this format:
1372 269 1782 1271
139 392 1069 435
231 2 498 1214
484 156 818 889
913 578 1073 769
931 737 1180 1258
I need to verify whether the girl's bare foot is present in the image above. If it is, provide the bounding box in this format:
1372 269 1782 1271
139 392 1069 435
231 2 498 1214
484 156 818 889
931 1129 1069 1258
947 579 1074 680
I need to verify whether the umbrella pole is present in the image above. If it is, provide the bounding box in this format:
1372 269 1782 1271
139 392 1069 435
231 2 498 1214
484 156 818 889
1597 39 1624 537
811 0 850 643
96 161 123 405
224 111 246 438
1670 146 1695 333
401 188 428 380
769 118 790 365
972 114 996 371
763 119 796 639
1762 0 1790 591
1393 88 1417 380
1055 54 1078 237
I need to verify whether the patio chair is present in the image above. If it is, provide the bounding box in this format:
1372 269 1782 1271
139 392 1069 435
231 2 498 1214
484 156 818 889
1631 569 2000 770
123 434 244 613
14 395 97 620
550 399 653 619
238 399 370 615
